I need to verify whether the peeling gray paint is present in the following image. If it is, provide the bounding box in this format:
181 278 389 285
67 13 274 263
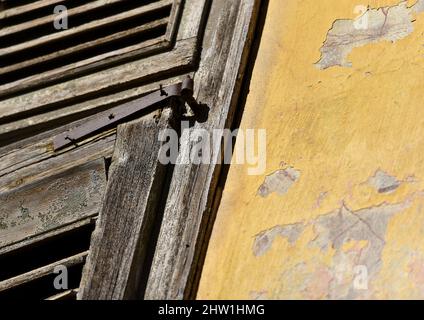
309 201 411 298
253 199 412 298
253 223 305 256
257 167 300 198
0 159 106 248
367 169 401 193
316 0 424 69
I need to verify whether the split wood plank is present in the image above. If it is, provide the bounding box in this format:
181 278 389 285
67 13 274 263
0 132 114 193
0 217 95 256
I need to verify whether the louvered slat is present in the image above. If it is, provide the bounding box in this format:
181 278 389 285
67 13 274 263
0 17 169 75
0 221 95 300
0 0 179 96
0 251 88 293
0 0 64 20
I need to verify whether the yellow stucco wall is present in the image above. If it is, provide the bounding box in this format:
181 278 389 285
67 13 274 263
197 0 424 299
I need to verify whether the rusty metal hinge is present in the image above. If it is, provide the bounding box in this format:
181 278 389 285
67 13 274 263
53 77 197 151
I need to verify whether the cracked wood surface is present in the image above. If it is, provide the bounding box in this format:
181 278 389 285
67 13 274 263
0 159 106 249
78 109 175 300
198 0 424 299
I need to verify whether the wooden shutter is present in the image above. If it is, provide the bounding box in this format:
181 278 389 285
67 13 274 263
0 0 182 97
0 0 261 300
0 0 206 145
0 0 208 300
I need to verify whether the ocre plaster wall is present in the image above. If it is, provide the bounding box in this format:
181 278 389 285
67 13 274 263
197 0 424 299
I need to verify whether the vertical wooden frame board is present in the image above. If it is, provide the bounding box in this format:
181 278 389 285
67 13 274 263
144 0 262 299
78 109 176 300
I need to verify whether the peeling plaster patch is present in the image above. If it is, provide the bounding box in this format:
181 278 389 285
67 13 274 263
366 170 419 193
253 223 305 256
308 201 410 270
262 199 412 298
257 167 300 198
302 265 334 300
309 201 412 298
316 1 424 69
368 169 401 193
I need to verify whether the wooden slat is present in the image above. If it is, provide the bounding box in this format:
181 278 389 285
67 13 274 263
0 159 106 248
46 288 78 300
0 132 114 193
0 0 127 37
0 251 88 292
0 37 196 117
164 0 182 41
0 0 63 20
0 0 173 55
0 217 95 256
177 0 208 41
0 17 169 75
0 76 185 144
78 109 175 299
144 0 261 299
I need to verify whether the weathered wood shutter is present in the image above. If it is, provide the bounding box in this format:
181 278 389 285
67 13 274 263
0 0 182 97
0 0 261 300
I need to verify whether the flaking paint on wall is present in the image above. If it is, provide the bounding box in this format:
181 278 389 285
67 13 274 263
198 0 424 299
316 0 424 69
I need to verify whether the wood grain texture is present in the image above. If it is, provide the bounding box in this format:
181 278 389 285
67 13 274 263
78 109 175 300
0 159 106 249
0 0 207 144
0 131 114 193
144 0 261 299
176 0 209 41
0 217 95 256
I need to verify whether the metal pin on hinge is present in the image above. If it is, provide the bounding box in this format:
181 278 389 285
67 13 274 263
53 77 197 151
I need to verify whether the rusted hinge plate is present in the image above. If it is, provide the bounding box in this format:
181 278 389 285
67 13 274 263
53 77 194 151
